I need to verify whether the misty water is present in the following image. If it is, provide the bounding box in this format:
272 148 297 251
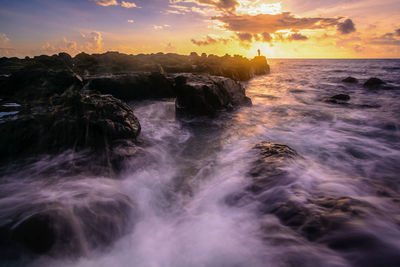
1 59 400 267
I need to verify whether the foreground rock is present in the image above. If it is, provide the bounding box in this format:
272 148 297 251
240 141 400 267
363 77 386 89
0 88 141 167
174 74 252 116
0 185 135 259
86 72 175 101
342 77 358 83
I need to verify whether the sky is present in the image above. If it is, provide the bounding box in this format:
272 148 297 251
0 0 399 58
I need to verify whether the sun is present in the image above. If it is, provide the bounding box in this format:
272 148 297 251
236 1 282 16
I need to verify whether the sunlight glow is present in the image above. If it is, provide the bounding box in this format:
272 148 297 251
236 1 282 15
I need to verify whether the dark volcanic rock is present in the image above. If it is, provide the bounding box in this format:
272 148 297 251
1 192 135 257
363 77 386 89
251 56 270 75
86 72 175 101
0 89 141 163
247 142 298 194
0 68 82 102
323 94 351 104
342 77 358 83
174 74 252 116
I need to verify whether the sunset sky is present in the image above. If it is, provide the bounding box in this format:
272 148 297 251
0 0 399 58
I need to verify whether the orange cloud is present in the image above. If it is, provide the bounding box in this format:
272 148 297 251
213 12 341 34
191 35 230 46
93 0 118 7
121 1 138 8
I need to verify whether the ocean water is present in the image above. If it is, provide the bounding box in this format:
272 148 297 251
1 59 400 267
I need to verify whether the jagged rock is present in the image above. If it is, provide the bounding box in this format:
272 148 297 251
363 78 386 89
86 73 175 101
342 77 358 83
251 56 270 75
0 68 82 102
0 89 141 163
174 73 252 116
323 94 351 104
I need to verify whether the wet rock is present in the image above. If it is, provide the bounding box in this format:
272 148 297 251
3 193 135 257
174 73 252 116
320 230 400 267
322 94 351 104
342 77 358 83
363 78 386 89
0 68 82 102
270 196 372 241
247 142 298 194
0 89 141 164
86 72 175 101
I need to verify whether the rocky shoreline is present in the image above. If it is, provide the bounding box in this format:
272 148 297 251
0 52 269 259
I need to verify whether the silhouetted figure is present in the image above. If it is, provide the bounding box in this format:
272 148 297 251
257 49 261 57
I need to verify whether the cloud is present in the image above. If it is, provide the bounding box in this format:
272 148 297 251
368 32 400 46
179 0 238 11
92 0 118 6
213 12 341 34
236 32 252 42
166 1 220 16
152 24 170 30
121 1 138 8
261 32 271 42
127 19 134 23
396 29 400 36
0 33 10 45
92 0 139 8
337 19 356 34
0 48 16 57
80 31 103 52
191 35 229 46
288 33 308 41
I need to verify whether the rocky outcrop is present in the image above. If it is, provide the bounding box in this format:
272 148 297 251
1 52 271 82
322 94 350 104
0 88 141 165
251 56 270 75
174 74 252 116
363 77 386 89
0 68 82 102
86 72 175 101
342 77 358 83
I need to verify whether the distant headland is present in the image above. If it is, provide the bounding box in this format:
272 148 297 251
0 51 270 82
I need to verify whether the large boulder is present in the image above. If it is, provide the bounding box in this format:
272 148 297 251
86 72 175 101
0 89 141 163
174 74 252 116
